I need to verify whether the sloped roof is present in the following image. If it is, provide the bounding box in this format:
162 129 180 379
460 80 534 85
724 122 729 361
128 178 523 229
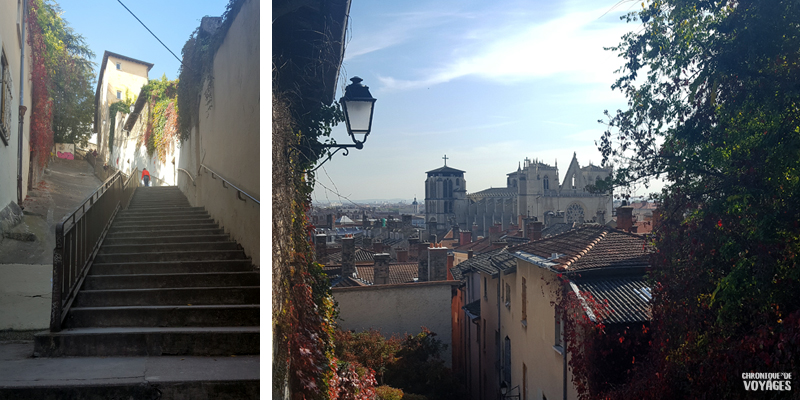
327 247 376 264
541 222 578 238
426 165 465 175
354 263 418 285
451 248 516 280
511 225 652 274
464 299 481 320
467 187 517 199
570 276 651 324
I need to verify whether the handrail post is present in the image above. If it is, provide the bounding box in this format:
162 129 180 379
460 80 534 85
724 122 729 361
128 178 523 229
51 223 64 332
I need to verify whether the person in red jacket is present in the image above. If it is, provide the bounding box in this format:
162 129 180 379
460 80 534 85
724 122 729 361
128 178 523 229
142 168 151 187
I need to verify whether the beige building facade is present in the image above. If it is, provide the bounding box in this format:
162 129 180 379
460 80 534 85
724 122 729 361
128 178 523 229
93 51 152 165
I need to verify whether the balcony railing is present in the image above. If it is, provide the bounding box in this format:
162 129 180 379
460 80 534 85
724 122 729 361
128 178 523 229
50 169 139 332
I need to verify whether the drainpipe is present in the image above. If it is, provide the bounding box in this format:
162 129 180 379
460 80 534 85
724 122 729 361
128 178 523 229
16 0 27 205
494 257 501 398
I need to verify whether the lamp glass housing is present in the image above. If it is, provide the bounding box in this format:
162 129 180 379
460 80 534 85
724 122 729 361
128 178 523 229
342 99 375 140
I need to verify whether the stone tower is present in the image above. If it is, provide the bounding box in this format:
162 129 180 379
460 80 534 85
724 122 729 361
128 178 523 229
424 157 467 238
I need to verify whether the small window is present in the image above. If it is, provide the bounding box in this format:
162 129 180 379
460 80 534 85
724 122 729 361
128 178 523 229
554 307 564 351
521 277 527 323
505 282 511 308
543 175 549 190
483 277 487 300
116 90 122 100
116 62 121 70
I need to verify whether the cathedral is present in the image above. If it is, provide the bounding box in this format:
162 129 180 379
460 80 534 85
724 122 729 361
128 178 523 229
424 153 612 238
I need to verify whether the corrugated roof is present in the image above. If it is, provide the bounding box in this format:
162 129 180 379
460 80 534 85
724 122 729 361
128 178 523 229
511 225 652 273
570 277 651 324
464 299 481 320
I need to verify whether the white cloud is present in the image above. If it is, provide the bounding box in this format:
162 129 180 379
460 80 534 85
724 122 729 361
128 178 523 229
377 5 636 91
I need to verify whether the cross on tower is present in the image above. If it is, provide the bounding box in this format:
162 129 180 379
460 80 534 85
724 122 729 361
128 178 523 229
442 155 448 166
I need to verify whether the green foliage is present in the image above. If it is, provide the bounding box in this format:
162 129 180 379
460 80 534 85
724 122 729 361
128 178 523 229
176 0 245 141
140 76 179 162
375 385 404 400
597 0 800 397
35 0 95 146
107 93 134 156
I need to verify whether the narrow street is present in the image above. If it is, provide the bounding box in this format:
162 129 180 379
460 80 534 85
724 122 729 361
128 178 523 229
0 155 103 338
0 156 103 265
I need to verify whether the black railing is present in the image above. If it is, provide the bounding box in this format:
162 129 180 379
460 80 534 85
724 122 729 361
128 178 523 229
50 169 139 332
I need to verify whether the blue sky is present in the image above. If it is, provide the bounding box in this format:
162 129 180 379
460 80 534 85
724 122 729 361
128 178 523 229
57 0 231 81
310 0 661 204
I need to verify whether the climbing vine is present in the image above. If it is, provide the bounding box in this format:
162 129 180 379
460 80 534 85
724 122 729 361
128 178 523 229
176 0 245 141
140 76 178 163
27 0 53 168
107 92 134 157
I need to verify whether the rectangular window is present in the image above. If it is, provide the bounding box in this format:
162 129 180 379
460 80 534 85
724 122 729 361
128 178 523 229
505 282 511 308
521 277 527 322
116 62 121 70
483 277 487 300
523 363 528 400
116 90 122 99
0 50 12 146
554 306 564 351
503 336 511 384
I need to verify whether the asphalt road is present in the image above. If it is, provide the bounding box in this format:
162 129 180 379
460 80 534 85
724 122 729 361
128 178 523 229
0 157 103 265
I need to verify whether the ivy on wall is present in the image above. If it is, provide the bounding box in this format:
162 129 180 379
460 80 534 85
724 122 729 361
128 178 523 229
107 91 134 157
139 76 178 163
176 0 245 141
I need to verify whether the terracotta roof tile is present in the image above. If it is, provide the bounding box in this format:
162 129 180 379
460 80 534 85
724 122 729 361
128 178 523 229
511 225 652 273
354 262 418 285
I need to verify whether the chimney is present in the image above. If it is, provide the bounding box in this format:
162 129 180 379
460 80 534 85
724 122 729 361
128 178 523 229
427 245 449 281
341 235 356 278
326 214 334 229
617 202 634 232
488 223 502 243
467 249 474 259
408 237 420 261
527 221 543 241
446 253 455 280
471 223 479 243
373 240 384 253
459 231 472 246
417 242 430 281
554 211 565 225
396 249 409 262
373 253 390 285
315 234 327 264
362 237 372 248
362 213 369 228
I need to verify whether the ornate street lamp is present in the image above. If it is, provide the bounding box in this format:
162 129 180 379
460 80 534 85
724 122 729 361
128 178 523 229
310 76 376 172
339 76 376 149
500 381 521 400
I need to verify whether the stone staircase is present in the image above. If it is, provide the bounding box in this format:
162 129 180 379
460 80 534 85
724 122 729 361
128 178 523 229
34 186 260 357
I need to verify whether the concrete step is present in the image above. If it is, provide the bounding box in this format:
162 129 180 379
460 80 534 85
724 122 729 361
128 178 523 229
103 234 231 246
74 287 259 307
33 326 260 357
98 241 240 255
83 271 259 290
115 212 210 222
90 259 254 275
94 250 248 264
109 222 220 234
94 247 247 264
111 218 216 230
63 305 260 328
117 206 206 216
106 227 226 239
127 202 193 209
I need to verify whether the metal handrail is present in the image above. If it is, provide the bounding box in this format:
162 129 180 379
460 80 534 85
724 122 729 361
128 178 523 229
200 163 259 204
177 168 195 186
50 169 139 332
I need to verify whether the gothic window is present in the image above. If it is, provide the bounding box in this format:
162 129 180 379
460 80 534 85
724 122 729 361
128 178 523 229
0 50 12 146
456 178 460 186
543 175 549 190
571 174 576 189
566 203 585 223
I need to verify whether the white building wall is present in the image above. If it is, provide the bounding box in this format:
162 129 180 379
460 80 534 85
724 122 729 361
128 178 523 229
333 281 459 367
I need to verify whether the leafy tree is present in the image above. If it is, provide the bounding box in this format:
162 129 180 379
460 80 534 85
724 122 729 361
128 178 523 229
597 0 800 398
35 0 95 146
